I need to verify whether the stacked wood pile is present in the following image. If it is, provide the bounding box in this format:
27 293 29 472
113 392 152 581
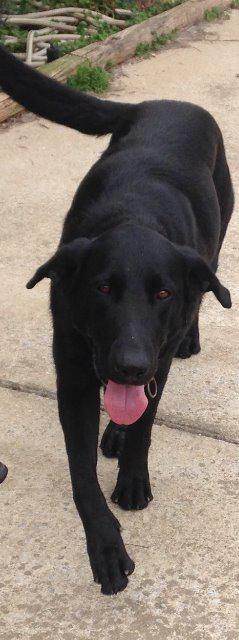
0 5 132 66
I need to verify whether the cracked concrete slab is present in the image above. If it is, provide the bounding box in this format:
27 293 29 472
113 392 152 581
0 387 238 640
0 13 239 443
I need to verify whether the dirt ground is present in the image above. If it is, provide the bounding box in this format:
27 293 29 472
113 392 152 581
0 9 238 640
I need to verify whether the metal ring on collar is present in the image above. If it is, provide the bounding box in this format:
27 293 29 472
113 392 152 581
147 378 157 399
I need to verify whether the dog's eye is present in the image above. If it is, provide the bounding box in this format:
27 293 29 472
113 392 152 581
98 284 111 294
155 290 171 300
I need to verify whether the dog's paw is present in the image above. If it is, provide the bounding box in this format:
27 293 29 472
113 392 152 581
176 333 201 359
87 516 135 595
111 470 153 511
100 422 126 459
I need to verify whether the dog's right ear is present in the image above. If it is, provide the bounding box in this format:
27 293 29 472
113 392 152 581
26 238 92 289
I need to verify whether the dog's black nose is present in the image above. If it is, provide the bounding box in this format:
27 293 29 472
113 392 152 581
115 363 148 379
111 351 151 384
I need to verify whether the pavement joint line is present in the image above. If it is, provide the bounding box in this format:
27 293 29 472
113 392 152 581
1 376 238 446
0 377 56 400
154 417 239 446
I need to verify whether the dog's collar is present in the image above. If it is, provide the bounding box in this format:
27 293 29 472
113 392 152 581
147 378 157 398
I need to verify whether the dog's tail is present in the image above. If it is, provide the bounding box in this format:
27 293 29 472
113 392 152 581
0 45 132 135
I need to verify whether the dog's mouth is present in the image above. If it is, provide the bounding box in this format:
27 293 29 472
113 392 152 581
92 347 157 426
104 379 157 426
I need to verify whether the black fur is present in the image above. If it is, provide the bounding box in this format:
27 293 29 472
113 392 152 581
0 46 233 595
0 461 8 484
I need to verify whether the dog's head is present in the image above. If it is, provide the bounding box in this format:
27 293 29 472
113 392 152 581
27 223 231 387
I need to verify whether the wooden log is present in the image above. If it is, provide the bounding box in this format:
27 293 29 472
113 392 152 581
75 14 125 28
29 60 46 67
13 54 46 66
6 7 125 19
72 9 126 26
35 27 52 35
14 53 27 59
3 17 77 32
65 9 126 27
115 8 132 17
47 16 78 24
34 48 48 57
35 41 50 49
3 36 18 43
3 7 85 18
26 30 35 64
34 33 82 42
0 0 234 124
4 7 126 27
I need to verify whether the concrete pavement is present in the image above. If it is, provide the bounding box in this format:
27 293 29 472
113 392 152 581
0 9 238 640
0 388 238 640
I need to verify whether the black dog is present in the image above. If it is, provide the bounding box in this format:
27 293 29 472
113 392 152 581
0 46 233 595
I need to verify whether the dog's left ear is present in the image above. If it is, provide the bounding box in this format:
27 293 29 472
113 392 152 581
26 238 92 289
178 246 231 308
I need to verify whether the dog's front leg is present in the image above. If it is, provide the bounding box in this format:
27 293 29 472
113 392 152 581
111 362 172 511
54 335 134 594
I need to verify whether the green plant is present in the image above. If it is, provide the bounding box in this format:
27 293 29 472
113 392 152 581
18 0 31 13
0 0 20 12
135 30 176 58
231 0 239 6
128 0 184 26
204 6 225 21
105 59 113 70
67 61 110 93
53 22 119 56
0 25 29 51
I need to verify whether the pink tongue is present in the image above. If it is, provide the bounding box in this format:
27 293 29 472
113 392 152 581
104 380 148 426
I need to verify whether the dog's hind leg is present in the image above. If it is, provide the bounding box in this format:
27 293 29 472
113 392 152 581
175 315 201 359
175 140 234 363
111 419 153 511
213 137 234 250
100 422 126 459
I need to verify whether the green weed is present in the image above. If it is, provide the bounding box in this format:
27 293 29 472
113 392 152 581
0 25 29 51
54 22 119 56
128 0 185 26
135 30 176 58
204 6 225 21
67 61 110 93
